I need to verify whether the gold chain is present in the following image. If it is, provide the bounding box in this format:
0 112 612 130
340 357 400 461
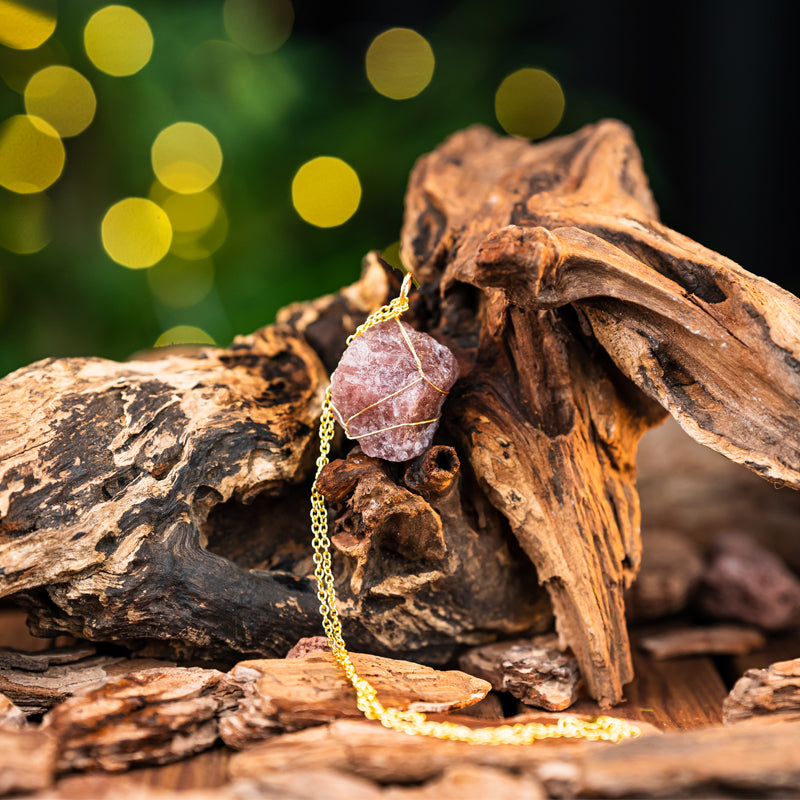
309 274 641 744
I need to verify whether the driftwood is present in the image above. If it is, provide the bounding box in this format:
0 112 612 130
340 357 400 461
724 658 800 724
229 717 800 797
699 532 800 630
2 120 800 705
41 667 241 772
458 634 579 711
219 651 489 748
0 646 172 715
638 625 765 660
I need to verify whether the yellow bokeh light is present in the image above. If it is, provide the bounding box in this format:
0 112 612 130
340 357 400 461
147 256 214 309
365 28 434 100
291 156 361 228
223 0 293 55
169 204 228 260
495 68 565 140
0 192 51 254
0 0 57 50
161 189 220 234
84 5 153 77
0 114 64 193
24 65 96 137
101 197 172 269
154 325 215 348
152 122 223 194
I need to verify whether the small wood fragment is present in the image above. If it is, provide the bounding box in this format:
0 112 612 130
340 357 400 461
285 636 331 659
625 530 704 620
699 531 800 630
724 658 800 724
230 717 800 796
638 625 765 660
220 652 490 748
0 728 56 796
41 667 241 772
0 693 25 730
0 649 174 715
458 634 579 711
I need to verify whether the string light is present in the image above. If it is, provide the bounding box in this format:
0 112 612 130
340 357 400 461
0 114 64 193
84 5 153 77
291 156 361 228
365 28 434 100
0 0 57 50
151 122 223 195
495 68 565 140
24 65 96 137
101 197 172 269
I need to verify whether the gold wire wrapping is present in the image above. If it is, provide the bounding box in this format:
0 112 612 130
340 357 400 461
310 273 642 744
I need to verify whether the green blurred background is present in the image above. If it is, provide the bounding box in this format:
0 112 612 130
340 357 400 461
0 0 795 377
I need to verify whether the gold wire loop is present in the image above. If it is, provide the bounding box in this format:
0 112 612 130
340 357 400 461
309 282 642 745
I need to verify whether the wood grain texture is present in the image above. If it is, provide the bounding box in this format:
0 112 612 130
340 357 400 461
724 658 800 724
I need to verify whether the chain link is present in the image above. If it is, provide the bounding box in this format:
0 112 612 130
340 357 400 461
310 284 641 745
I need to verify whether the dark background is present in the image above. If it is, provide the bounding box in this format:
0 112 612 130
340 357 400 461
0 0 796 376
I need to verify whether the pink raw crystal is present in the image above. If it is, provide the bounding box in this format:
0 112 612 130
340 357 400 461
330 319 459 461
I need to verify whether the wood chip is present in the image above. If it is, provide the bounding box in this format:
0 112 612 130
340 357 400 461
0 728 56 796
220 652 490 748
638 625 765 660
458 634 580 711
0 692 25 730
699 531 800 630
230 717 800 797
41 667 241 772
724 658 800 724
0 649 174 715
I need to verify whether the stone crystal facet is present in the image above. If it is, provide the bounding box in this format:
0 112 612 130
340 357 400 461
330 319 459 461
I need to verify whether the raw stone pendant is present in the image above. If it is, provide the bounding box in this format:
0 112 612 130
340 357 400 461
330 318 459 461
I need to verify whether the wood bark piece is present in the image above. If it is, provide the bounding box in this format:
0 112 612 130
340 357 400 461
0 692 25 729
624 529 704 620
41 667 241 772
699 531 800 630
458 634 579 711
229 717 800 796
724 658 800 724
638 625 766 660
219 651 490 748
0 728 56 796
0 649 173 715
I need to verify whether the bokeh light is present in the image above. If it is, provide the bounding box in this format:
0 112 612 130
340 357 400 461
159 188 220 235
223 0 293 55
169 204 228 260
365 28 434 100
101 197 172 269
154 325 215 348
151 122 223 194
495 68 565 140
0 114 64 193
0 192 51 254
0 0 57 50
24 65 96 137
84 5 153 77
291 156 361 228
147 256 214 309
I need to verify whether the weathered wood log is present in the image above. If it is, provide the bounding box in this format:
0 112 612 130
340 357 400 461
724 658 800 724
0 646 172 715
699 532 800 630
229 717 800 796
41 667 241 772
0 727 57 796
3 120 800 707
638 625 765 661
219 651 490 748
458 634 579 711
